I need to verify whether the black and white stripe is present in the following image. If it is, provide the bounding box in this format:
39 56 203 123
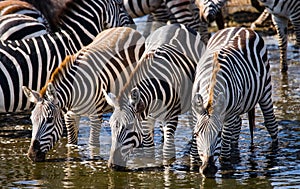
196 0 226 24
1 0 135 113
124 0 163 18
55 0 135 50
104 24 206 169
191 27 278 177
252 0 300 72
124 0 210 43
0 14 49 40
22 27 145 162
0 0 50 40
0 31 76 112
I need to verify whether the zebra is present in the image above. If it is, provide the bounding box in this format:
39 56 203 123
51 0 135 50
0 0 50 27
22 27 145 162
0 14 49 40
124 0 210 43
251 0 300 72
1 0 135 113
123 0 163 18
190 27 278 177
195 0 226 30
0 0 50 40
103 24 206 169
0 31 77 113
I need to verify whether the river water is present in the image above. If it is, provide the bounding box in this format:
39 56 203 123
0 30 299 188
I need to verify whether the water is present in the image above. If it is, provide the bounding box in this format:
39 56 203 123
0 34 299 188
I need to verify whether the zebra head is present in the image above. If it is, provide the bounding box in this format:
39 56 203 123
105 0 135 29
22 83 64 162
103 87 144 170
196 0 223 23
192 92 225 177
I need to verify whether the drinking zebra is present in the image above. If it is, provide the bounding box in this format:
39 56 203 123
0 0 50 40
22 27 145 162
191 27 278 177
1 0 134 113
251 0 300 72
103 24 206 169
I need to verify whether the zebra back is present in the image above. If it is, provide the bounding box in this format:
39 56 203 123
43 26 146 112
124 0 163 18
54 0 135 50
0 31 76 112
144 24 205 64
0 14 48 40
0 0 50 40
0 0 50 28
193 27 269 113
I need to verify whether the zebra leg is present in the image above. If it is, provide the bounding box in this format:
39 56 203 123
162 116 178 166
189 134 201 170
64 111 81 145
219 122 233 162
248 108 255 145
231 116 242 149
259 91 278 145
251 9 270 29
88 114 102 147
141 117 156 158
272 14 289 72
88 114 102 159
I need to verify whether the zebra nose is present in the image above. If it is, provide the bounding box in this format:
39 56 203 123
206 14 216 23
108 163 127 171
200 156 217 178
33 140 40 150
27 140 46 162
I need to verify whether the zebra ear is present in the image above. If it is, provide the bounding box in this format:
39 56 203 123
213 92 225 116
192 93 205 115
102 89 118 108
22 86 42 103
46 83 58 105
129 87 145 113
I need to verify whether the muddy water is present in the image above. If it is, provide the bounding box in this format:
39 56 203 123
0 34 299 188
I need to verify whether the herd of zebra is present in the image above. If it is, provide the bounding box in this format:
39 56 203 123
0 0 298 178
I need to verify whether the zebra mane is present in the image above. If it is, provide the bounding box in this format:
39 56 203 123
207 52 221 114
24 0 71 29
117 51 154 104
40 54 75 96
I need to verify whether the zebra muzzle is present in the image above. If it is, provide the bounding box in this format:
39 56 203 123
27 140 46 162
199 156 218 178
